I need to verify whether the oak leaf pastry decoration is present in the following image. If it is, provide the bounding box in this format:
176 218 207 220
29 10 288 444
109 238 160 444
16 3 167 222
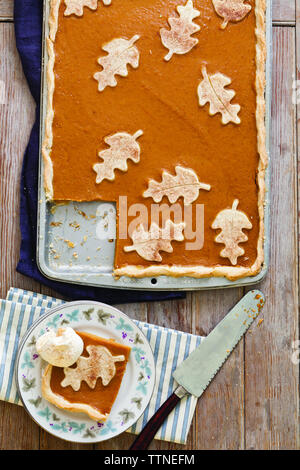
212 0 252 29
64 0 111 17
197 66 241 125
61 345 125 391
143 166 211 205
160 0 200 61
93 130 143 184
94 35 140 92
124 220 185 262
211 199 252 265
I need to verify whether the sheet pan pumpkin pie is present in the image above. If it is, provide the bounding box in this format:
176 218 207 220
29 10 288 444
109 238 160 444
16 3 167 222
43 0 267 280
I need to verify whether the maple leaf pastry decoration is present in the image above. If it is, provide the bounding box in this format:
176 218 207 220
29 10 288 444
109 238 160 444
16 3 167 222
211 199 252 265
197 65 241 125
143 166 211 205
160 0 200 61
94 35 140 92
124 220 185 262
212 0 252 29
61 345 125 390
64 0 111 17
93 130 143 184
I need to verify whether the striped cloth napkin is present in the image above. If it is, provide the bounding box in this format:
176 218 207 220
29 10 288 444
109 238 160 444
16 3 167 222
0 288 203 444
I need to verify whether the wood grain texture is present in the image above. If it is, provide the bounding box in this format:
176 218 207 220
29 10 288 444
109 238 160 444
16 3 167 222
297 0 300 279
297 0 300 73
0 0 13 19
0 23 39 450
0 25 36 299
272 0 295 23
244 27 299 450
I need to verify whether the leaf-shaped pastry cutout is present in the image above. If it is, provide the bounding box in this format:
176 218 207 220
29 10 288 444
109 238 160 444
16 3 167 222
93 130 143 184
212 0 252 29
197 65 241 125
61 345 125 390
143 166 211 205
211 199 252 265
94 35 140 92
64 0 111 17
160 0 200 61
124 220 185 262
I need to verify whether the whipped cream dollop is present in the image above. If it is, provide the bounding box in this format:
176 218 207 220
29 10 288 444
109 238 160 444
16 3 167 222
36 327 84 367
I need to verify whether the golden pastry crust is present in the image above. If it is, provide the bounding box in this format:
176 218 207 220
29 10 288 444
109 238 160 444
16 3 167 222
42 0 61 201
41 363 108 421
113 262 263 281
43 0 267 281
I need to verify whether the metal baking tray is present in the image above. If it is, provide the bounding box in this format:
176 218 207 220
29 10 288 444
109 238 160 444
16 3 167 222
37 0 272 291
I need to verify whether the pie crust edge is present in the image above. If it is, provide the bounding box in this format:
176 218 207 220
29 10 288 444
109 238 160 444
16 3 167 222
41 363 109 421
43 0 267 281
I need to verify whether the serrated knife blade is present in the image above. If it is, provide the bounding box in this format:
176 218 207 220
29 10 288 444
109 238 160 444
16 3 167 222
172 289 265 397
130 289 265 450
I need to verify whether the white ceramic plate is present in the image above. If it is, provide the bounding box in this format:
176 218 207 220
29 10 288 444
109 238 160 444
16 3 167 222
15 301 155 443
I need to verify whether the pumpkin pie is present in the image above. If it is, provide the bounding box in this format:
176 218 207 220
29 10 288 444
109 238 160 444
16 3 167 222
41 331 131 421
43 0 267 280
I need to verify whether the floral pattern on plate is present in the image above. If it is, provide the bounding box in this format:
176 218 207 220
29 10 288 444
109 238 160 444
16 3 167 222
16 301 155 443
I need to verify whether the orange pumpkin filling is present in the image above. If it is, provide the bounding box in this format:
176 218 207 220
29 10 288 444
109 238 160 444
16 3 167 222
50 332 131 416
47 0 264 273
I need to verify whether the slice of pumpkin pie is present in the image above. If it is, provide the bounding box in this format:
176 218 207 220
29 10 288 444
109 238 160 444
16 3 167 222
41 331 131 421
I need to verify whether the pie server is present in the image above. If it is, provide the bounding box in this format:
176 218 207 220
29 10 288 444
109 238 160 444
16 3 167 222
129 289 265 450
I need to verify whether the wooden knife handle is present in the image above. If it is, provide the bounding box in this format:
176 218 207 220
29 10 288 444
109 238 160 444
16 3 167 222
129 392 181 450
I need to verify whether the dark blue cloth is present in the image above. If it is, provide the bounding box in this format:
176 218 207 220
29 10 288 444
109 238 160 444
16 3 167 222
14 0 185 304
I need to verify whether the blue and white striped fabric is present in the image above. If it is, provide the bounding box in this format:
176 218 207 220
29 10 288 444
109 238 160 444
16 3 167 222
1 288 203 444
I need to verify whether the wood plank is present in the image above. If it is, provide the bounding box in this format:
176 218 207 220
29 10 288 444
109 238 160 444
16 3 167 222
191 288 245 450
0 0 13 19
273 0 295 24
244 27 299 450
0 26 37 300
297 0 300 74
39 431 94 450
296 0 300 283
0 23 39 450
296 0 300 450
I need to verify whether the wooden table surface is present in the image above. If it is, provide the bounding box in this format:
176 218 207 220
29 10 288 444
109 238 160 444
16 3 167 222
0 0 299 450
